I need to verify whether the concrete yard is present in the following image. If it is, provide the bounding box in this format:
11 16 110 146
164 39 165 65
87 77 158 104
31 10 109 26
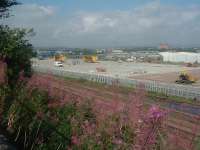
33 59 200 86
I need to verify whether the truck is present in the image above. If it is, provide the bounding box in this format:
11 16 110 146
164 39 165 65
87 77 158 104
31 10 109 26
54 61 63 67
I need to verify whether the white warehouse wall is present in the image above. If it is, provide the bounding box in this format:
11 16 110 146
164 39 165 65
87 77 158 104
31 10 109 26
159 52 200 63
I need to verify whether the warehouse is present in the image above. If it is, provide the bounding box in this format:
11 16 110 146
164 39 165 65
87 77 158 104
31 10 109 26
160 52 200 63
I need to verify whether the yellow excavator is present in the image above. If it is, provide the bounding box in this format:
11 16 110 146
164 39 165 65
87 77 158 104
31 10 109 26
54 54 65 62
83 55 98 63
175 70 197 84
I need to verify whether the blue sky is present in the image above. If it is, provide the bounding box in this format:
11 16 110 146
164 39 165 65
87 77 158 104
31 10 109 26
19 0 200 11
19 0 153 14
4 0 200 48
161 0 199 5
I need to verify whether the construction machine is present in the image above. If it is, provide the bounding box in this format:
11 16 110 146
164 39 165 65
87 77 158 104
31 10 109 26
185 62 199 67
54 54 65 62
83 55 98 63
175 70 197 84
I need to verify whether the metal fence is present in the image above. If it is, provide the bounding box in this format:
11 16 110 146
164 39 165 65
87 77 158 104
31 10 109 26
33 66 200 100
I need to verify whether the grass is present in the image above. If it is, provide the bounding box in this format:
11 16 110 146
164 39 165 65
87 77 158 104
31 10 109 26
37 72 199 105
61 75 134 95
2 73 200 150
147 91 200 105
61 75 198 105
1 85 140 150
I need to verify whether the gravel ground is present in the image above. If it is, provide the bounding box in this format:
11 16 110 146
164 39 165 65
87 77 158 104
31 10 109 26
33 59 200 79
132 69 200 85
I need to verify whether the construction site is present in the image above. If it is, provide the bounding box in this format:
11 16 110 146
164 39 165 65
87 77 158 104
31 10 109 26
33 56 200 86
30 55 200 150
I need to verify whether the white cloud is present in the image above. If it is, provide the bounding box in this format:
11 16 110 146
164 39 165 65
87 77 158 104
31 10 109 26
3 2 200 47
39 6 55 16
12 4 56 19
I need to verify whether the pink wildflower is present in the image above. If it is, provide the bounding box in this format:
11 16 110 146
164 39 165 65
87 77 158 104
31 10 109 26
134 105 166 150
82 120 96 135
147 105 165 122
126 84 146 126
71 135 80 145
113 138 123 145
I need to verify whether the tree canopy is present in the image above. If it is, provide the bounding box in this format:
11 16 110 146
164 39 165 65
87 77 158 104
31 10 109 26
0 0 34 88
0 0 19 18
0 26 34 87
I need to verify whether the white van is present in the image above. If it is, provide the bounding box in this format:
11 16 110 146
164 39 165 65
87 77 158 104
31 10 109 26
54 61 63 67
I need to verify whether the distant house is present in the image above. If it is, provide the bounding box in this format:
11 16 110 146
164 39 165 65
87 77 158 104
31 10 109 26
159 43 169 50
112 49 124 54
196 50 200 53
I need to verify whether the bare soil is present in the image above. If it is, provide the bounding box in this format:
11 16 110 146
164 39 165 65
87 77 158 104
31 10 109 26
130 69 200 86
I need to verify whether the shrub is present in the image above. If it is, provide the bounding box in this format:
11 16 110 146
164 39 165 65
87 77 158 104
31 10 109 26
2 74 194 150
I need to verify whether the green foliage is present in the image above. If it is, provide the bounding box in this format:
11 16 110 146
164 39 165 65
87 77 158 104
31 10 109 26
0 85 7 120
194 137 200 150
0 0 19 18
1 0 33 87
0 25 34 88
2 87 73 149
0 84 139 150
121 125 135 144
148 91 196 105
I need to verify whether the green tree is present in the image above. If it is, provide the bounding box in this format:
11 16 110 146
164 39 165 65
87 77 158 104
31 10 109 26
0 0 34 88
0 0 18 18
0 26 34 88
0 0 35 115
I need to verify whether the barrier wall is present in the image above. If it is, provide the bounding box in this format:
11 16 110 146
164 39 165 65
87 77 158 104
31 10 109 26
33 66 200 100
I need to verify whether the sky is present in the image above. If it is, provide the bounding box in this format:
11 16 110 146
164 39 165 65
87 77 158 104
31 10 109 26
2 0 200 48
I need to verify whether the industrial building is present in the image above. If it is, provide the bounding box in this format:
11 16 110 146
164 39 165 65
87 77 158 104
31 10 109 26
159 43 169 50
160 52 200 63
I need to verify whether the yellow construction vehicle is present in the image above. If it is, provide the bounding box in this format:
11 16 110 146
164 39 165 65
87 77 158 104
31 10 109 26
185 62 199 67
83 55 98 63
175 70 197 84
54 54 65 62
